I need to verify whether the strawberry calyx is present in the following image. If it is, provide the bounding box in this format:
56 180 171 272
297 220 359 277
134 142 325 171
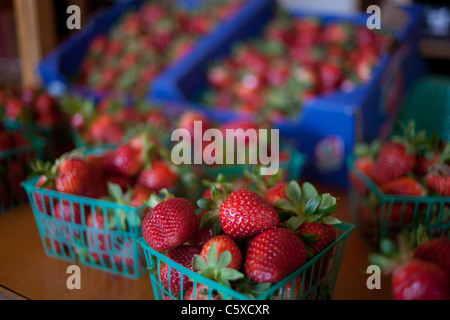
29 159 58 189
244 166 284 197
192 242 244 299
145 188 175 210
274 181 341 231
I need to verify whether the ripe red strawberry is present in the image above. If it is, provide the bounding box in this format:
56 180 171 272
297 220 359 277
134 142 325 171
56 158 106 198
413 238 450 277
245 228 307 283
142 197 197 252
160 245 201 295
265 182 289 207
138 160 179 192
380 176 425 197
130 185 154 208
89 114 124 144
349 156 375 197
219 189 280 239
5 97 24 120
201 235 242 270
392 259 450 300
371 142 417 185
107 144 143 178
426 164 450 196
189 211 216 248
297 222 336 257
415 153 440 177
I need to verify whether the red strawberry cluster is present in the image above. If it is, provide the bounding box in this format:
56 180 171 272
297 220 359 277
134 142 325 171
78 0 243 97
0 124 35 211
0 86 65 127
370 226 450 300
350 122 450 245
142 173 342 300
60 95 173 146
30 132 181 270
200 10 391 118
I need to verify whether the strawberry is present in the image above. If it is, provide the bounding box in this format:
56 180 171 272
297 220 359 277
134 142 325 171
219 189 279 239
380 176 426 197
130 185 154 208
200 235 242 270
265 182 289 207
142 196 197 252
88 114 124 145
371 141 417 185
138 160 179 192
244 228 307 283
413 238 450 277
426 164 450 196
392 259 450 300
55 157 106 198
297 222 336 257
385 203 415 224
107 144 143 178
189 211 216 248
349 156 375 197
35 92 59 116
159 245 201 295
4 97 24 120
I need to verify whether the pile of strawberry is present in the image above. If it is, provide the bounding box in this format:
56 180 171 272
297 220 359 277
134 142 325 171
200 9 391 118
0 124 36 211
29 131 184 268
370 226 450 300
77 0 243 97
60 94 173 146
0 86 65 128
350 122 450 243
142 173 343 300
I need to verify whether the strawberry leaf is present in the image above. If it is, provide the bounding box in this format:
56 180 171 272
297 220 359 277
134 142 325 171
220 268 244 281
322 216 341 225
286 181 303 208
300 233 319 244
302 182 319 203
305 196 322 216
286 215 305 231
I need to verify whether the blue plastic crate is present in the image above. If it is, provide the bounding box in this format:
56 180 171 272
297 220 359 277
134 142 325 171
150 0 427 187
38 0 254 101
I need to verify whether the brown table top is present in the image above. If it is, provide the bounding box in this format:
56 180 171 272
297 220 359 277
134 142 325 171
0 184 393 300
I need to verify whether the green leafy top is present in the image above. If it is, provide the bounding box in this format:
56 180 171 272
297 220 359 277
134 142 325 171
192 243 244 299
274 181 341 231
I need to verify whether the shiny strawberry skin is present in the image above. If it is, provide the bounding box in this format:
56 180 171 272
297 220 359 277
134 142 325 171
413 238 450 277
138 160 179 192
142 198 197 252
380 177 425 196
265 182 289 207
297 222 336 256
219 189 280 240
201 235 242 270
244 228 307 283
392 259 450 300
371 142 416 185
160 245 201 295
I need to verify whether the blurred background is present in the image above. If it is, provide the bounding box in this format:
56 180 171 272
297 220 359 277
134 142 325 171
0 0 449 87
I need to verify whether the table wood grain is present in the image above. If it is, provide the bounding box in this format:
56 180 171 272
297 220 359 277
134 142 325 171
0 184 393 300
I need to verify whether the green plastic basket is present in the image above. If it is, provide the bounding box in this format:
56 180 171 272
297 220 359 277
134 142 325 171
347 156 450 249
394 75 450 141
21 149 147 279
138 222 354 300
0 128 45 213
201 141 306 183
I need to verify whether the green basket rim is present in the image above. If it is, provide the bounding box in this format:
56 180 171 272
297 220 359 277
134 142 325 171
138 221 354 300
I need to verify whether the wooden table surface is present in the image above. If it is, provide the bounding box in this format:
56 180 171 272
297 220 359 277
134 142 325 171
0 184 393 300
